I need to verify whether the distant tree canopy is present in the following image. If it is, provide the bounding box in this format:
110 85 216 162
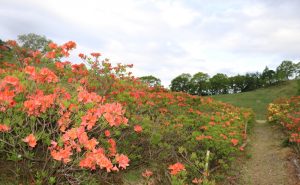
139 75 161 87
17 33 52 52
189 72 210 95
228 75 246 93
294 62 300 79
276 60 295 81
261 67 276 86
169 60 300 96
209 73 229 95
0 39 4 45
170 73 191 92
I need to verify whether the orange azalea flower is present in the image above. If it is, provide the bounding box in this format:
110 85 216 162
57 112 71 132
168 162 185 175
84 138 99 151
108 138 117 156
78 53 86 59
79 152 96 170
115 154 130 169
77 89 103 104
23 134 37 148
24 91 56 116
51 146 72 164
78 131 89 145
142 169 153 178
24 66 36 77
31 50 41 58
71 64 88 75
63 41 76 50
102 103 128 127
104 130 111 137
6 40 17 47
55 61 64 69
0 124 10 132
192 178 203 184
63 128 78 141
134 125 143 133
3 76 19 86
97 154 114 172
80 148 114 171
81 109 99 130
38 68 59 83
231 139 239 146
209 121 215 126
48 42 57 49
196 135 213 141
45 51 56 59
225 121 231 126
67 78 73 83
200 125 208 130
91 52 101 58
220 133 228 140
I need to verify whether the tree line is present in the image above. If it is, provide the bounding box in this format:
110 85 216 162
140 60 299 96
168 60 298 95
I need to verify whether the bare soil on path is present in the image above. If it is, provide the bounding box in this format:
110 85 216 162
240 120 299 185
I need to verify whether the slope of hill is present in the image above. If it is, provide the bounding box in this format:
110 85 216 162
0 40 255 184
212 80 298 119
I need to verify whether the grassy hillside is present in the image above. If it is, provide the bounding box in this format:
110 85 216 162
212 80 298 119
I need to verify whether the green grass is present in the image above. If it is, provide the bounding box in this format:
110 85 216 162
212 80 298 119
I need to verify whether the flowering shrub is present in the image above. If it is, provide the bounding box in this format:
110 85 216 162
268 96 300 151
0 39 254 184
0 40 130 184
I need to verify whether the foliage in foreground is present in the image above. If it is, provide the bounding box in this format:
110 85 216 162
0 39 253 184
268 96 300 153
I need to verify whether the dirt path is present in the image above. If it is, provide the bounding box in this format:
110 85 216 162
241 120 299 185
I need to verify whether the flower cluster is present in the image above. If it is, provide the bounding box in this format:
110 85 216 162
23 134 37 148
23 90 56 116
0 124 10 132
46 41 76 58
268 97 300 144
25 66 59 83
168 162 185 175
77 87 104 104
0 76 23 111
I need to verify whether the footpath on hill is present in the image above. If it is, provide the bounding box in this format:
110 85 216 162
240 120 299 185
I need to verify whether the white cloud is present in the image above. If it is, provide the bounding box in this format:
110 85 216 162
242 4 266 17
156 1 200 28
1 0 300 87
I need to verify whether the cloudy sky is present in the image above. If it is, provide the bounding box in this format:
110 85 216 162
1 0 300 87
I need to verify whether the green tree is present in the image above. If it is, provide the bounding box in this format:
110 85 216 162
189 72 210 95
209 73 229 95
0 39 4 46
18 33 52 52
243 72 262 92
170 73 191 92
261 66 276 86
228 75 247 93
276 60 295 81
139 75 161 87
294 62 300 79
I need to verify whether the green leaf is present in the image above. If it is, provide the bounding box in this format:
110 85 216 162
150 133 161 145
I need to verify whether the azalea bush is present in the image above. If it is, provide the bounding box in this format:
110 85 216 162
0 39 254 184
0 41 130 184
268 96 300 153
